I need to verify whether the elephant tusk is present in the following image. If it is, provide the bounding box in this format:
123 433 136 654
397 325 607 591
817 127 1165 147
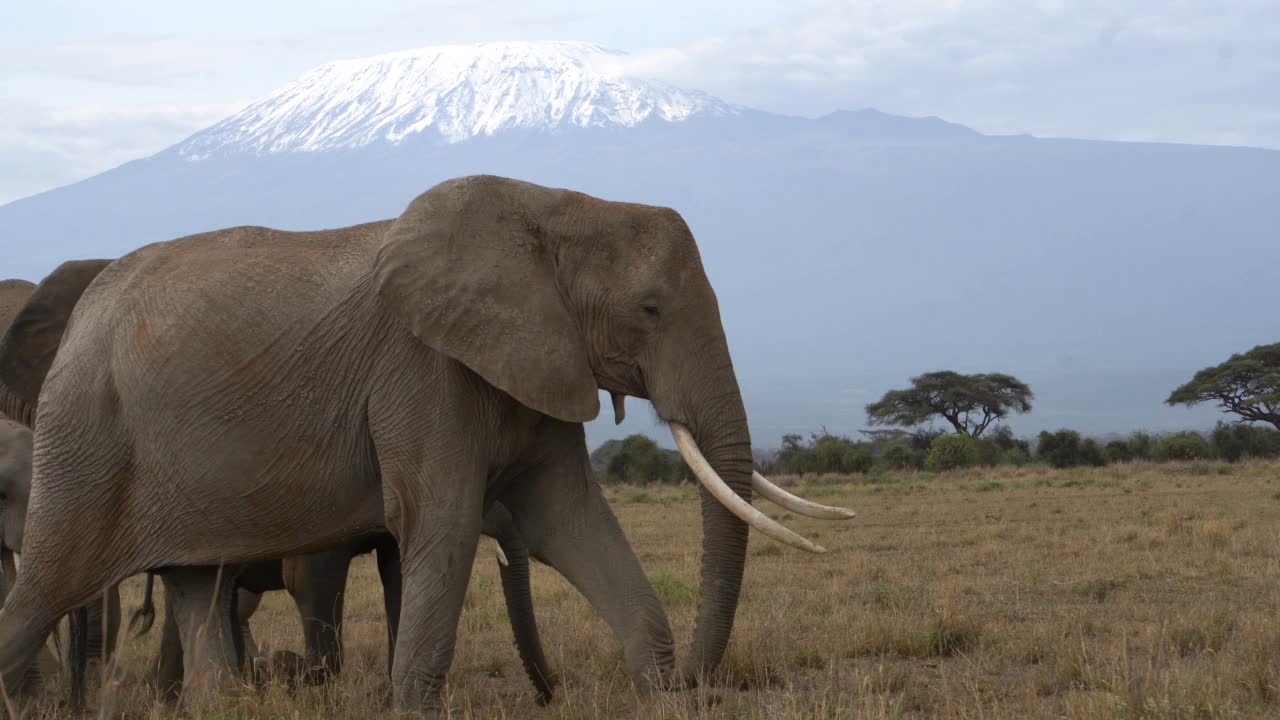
670 423 827 554
495 543 509 568
752 471 855 520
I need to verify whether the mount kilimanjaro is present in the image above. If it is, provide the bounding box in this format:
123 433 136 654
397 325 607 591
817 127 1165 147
3 41 1278 447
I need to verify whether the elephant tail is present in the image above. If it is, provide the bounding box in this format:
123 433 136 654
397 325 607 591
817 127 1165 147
126 571 157 637
67 606 89 710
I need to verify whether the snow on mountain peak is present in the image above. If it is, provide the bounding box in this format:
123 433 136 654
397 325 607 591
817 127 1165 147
177 41 737 159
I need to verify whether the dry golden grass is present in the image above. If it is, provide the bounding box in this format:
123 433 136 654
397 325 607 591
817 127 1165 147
20 459 1280 718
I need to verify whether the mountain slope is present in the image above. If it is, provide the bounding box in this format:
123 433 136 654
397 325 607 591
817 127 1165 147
2 42 1276 446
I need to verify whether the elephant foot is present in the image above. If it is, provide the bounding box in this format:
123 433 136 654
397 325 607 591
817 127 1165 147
10 646 60 698
392 674 448 720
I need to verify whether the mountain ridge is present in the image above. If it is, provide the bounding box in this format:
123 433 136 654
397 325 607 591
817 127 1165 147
175 41 740 159
2 41 1276 444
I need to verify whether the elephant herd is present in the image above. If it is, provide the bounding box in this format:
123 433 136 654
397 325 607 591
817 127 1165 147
0 175 854 717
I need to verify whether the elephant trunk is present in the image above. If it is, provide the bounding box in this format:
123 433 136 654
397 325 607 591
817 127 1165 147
676 382 754 685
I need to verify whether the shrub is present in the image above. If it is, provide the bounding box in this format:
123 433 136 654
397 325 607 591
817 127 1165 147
882 444 919 470
1079 438 1108 467
1127 431 1155 461
1104 440 1132 463
1001 446 1031 466
1244 426 1280 457
972 438 1002 467
842 445 875 473
1034 430 1108 468
1037 429 1082 469
1152 432 1212 462
925 434 978 471
911 427 946 453
770 430 876 475
989 425 1031 454
1211 421 1280 462
601 435 691 484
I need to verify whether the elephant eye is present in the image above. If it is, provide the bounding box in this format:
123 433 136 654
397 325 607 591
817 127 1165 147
641 303 661 319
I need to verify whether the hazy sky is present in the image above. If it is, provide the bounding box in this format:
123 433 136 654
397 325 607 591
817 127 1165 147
3 0 1278 204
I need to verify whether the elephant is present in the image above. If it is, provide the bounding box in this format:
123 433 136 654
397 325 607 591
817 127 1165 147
134 506 556 706
2 270 123 694
17 267 555 707
0 175 853 717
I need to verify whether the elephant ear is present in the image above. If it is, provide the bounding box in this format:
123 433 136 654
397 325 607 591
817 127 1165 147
0 260 114 419
374 176 600 423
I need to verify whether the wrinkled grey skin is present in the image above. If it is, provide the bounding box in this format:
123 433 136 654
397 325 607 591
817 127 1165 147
0 175 756 716
1 273 121 694
0 413 32 604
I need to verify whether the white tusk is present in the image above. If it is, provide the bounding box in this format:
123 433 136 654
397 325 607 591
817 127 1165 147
670 422 827 554
752 471 855 520
495 543 509 568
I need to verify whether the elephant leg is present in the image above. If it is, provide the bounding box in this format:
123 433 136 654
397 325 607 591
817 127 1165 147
374 539 401 678
377 465 484 717
83 584 122 665
236 589 262 666
285 547 354 685
0 565 95 700
155 595 184 702
161 565 242 707
502 431 675 691
0 548 56 694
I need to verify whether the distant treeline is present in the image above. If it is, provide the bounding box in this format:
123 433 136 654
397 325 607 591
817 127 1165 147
591 342 1280 483
590 422 1280 484
760 422 1280 475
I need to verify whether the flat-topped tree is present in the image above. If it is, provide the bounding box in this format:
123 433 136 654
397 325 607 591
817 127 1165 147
865 371 1034 437
1167 343 1280 430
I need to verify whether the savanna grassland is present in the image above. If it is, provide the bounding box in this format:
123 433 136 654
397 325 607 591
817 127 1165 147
29 460 1280 719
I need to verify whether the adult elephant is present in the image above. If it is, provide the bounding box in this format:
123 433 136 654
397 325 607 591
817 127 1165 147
0 175 852 716
134 508 557 706
17 268 556 707
1 267 120 694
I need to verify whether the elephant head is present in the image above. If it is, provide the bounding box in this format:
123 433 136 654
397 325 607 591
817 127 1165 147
0 261 113 429
374 175 853 682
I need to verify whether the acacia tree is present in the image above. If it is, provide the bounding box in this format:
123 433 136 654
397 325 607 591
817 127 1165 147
1166 343 1280 430
865 371 1034 437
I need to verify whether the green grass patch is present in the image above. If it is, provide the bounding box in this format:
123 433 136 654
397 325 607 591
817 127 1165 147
650 572 696 607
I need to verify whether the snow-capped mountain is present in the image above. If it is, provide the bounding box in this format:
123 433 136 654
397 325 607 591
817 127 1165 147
177 41 738 159
3 41 1278 442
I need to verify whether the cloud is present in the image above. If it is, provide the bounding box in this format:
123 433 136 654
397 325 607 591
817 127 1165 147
613 0 1280 148
0 101 241 204
4 0 1278 205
